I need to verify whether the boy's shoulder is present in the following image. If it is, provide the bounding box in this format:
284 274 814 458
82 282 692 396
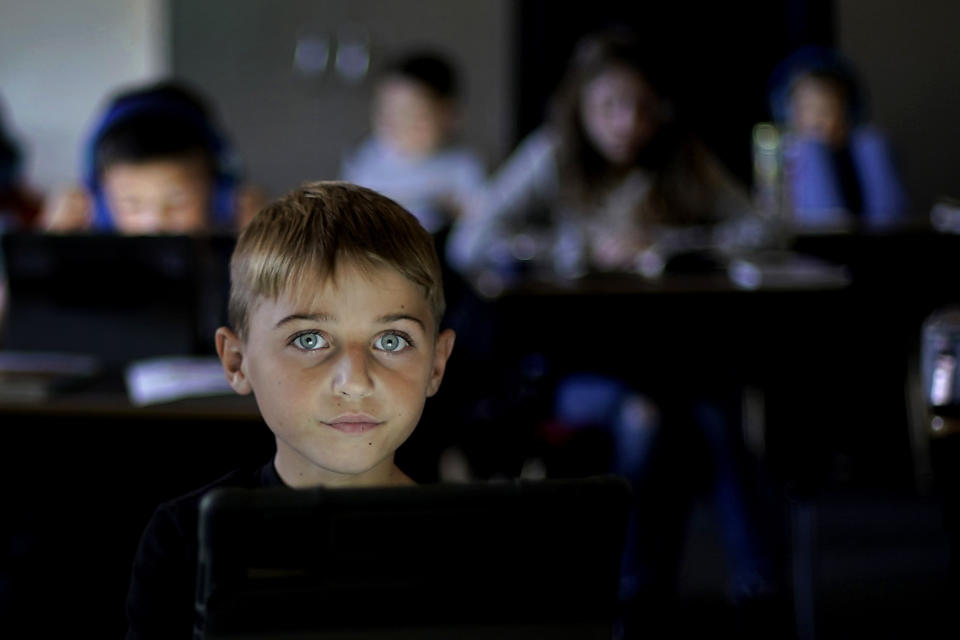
154 461 282 527
126 462 283 638
136 462 284 564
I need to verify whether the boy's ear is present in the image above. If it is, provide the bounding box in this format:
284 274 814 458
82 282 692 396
426 329 456 398
215 327 252 395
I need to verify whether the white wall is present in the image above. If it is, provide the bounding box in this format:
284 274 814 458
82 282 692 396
0 0 169 191
838 0 960 212
170 0 513 198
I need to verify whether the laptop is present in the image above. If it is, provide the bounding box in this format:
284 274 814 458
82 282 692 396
195 477 631 639
0 232 233 366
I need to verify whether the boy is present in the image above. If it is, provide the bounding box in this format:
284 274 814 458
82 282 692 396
341 51 484 235
42 82 264 234
769 47 908 227
124 181 456 639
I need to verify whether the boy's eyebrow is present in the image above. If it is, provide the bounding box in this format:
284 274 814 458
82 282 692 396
274 312 336 328
376 313 427 331
273 312 426 331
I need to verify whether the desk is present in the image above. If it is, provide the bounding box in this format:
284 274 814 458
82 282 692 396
448 229 960 488
436 261 844 499
0 389 261 420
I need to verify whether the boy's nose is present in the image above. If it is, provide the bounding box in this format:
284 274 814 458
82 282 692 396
331 345 374 398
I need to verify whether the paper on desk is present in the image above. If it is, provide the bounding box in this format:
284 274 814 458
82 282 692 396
0 351 101 402
125 356 234 406
0 351 100 376
727 251 851 290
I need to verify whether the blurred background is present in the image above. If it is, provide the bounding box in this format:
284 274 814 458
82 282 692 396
1 0 958 212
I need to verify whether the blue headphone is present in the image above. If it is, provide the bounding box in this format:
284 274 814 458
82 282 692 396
767 45 865 127
82 84 240 230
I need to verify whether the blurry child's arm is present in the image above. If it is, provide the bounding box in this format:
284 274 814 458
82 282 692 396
40 186 93 232
585 169 656 270
850 126 909 225
438 151 487 221
446 130 558 272
700 152 779 251
590 228 650 271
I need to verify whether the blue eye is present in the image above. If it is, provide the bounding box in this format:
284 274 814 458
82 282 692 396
374 332 410 353
293 332 327 350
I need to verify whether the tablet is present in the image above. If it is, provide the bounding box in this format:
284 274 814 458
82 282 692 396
0 232 233 364
195 477 631 639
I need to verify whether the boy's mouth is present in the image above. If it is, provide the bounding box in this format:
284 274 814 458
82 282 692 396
323 414 384 434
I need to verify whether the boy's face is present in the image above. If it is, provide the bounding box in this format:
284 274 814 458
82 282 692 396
373 78 454 157
789 77 850 148
216 259 455 487
102 156 212 234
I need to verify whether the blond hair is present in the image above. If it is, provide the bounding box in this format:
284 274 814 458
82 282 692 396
228 181 445 338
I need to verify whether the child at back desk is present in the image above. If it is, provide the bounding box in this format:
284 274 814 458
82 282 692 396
768 46 909 228
124 181 456 639
41 81 264 234
341 51 485 235
445 28 786 633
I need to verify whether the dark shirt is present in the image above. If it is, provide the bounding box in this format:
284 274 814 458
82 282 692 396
831 145 864 217
124 461 284 640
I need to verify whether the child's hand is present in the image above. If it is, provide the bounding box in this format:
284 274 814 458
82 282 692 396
41 186 93 232
590 228 648 271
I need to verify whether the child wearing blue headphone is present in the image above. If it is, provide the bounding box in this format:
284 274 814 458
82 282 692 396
768 47 909 228
41 81 263 234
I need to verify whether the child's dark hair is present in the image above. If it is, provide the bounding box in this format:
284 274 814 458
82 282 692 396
383 52 459 101
551 28 665 192
549 27 731 226
92 83 218 180
84 80 239 229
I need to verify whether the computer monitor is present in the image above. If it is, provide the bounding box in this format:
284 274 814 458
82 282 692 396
195 477 631 639
0 232 233 365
